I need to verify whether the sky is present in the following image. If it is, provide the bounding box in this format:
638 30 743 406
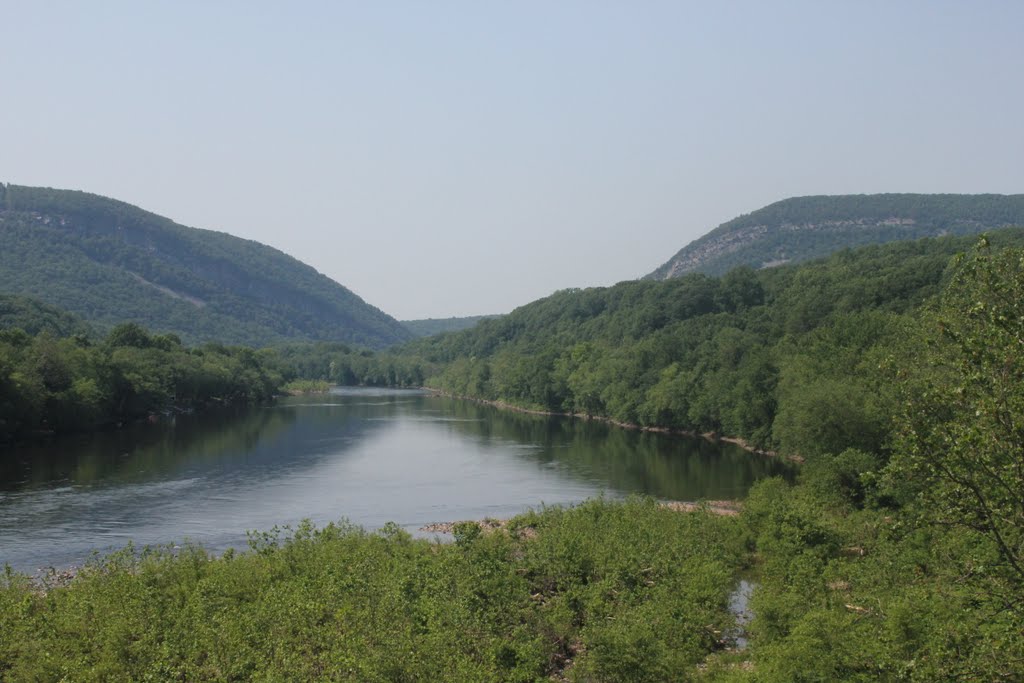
2 1 1023 320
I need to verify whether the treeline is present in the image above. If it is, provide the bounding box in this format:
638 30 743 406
273 341 430 387
0 322 282 442
0 303 434 443
401 230 1024 459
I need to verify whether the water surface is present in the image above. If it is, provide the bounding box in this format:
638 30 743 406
0 388 790 571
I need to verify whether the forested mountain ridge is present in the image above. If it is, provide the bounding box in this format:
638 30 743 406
647 193 1024 279
0 183 411 348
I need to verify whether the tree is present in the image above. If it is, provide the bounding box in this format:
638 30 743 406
889 238 1024 602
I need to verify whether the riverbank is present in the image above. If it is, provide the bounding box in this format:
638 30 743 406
423 389 798 461
0 498 747 681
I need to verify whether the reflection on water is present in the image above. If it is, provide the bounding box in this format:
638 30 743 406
0 388 791 571
435 399 787 502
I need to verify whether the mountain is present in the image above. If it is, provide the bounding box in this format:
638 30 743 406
646 193 1024 279
401 315 498 338
0 184 411 347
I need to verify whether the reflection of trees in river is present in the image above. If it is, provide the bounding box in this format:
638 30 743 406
1 390 791 502
1 407 296 490
426 396 793 500
1 394 415 491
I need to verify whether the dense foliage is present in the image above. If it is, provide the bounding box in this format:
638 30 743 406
647 192 1024 279
403 231 1024 456
0 183 411 348
0 294 92 338
273 340 430 387
697 238 1024 680
0 499 747 681
0 322 282 443
888 239 1024 605
720 470 1024 680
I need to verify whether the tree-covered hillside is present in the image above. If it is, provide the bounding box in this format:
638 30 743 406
0 184 411 348
402 229 1024 456
0 294 92 338
647 193 1024 279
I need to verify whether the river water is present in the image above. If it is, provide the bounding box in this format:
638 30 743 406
0 388 790 572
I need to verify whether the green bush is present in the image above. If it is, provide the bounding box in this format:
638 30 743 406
0 499 747 681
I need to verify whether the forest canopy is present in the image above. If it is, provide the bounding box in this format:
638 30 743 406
0 322 283 442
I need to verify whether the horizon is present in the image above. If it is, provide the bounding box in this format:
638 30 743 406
3 2 1023 318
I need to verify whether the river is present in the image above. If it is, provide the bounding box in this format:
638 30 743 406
0 388 790 572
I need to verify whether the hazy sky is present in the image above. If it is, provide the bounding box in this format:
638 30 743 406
2 2 1023 319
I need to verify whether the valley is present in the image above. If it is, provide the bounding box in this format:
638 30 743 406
2 186 1023 680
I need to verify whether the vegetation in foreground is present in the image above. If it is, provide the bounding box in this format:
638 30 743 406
0 499 747 682
703 237 1024 681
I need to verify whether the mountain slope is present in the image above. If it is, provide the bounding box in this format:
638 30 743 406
0 293 92 338
647 193 1024 279
0 184 411 347
404 229 1024 445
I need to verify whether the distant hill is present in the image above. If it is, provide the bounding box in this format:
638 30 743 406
0 184 412 347
401 315 498 338
646 193 1024 279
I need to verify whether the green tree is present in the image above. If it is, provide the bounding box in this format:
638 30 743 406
889 238 1024 601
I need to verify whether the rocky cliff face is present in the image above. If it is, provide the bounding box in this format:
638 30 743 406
647 194 1024 279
